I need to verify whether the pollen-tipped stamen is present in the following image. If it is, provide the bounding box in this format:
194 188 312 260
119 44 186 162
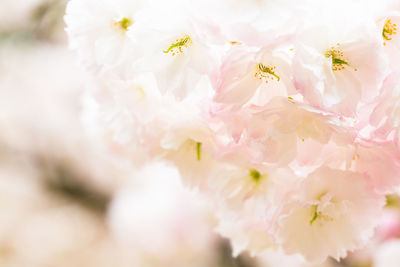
254 63 280 83
325 44 357 71
383 19 398 43
163 35 192 56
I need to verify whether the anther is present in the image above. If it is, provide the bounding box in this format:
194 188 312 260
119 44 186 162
325 44 356 71
383 19 398 42
254 63 280 83
163 35 192 55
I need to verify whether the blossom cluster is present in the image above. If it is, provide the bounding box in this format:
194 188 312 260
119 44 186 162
65 0 400 263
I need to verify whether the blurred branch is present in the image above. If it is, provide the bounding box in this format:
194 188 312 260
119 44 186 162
36 155 111 215
0 0 67 44
215 238 259 267
31 0 67 41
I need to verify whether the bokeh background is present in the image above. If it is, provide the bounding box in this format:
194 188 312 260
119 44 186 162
1 1 400 266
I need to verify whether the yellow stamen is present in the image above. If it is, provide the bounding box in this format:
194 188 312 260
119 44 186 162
113 17 133 32
310 205 318 225
249 169 263 182
352 153 360 160
163 35 192 56
383 19 398 41
228 40 243 46
325 44 356 71
196 142 202 161
309 204 334 225
254 63 280 83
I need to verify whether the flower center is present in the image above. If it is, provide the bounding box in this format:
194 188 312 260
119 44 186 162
254 63 280 83
249 168 266 183
309 204 334 225
325 44 357 71
163 35 192 56
113 17 133 32
383 19 398 45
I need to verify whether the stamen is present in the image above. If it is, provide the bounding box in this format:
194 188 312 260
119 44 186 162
112 17 133 32
383 19 398 45
196 142 202 161
325 44 356 71
309 204 334 225
249 169 262 182
352 153 360 160
254 63 280 83
228 40 243 46
310 205 318 225
163 35 192 56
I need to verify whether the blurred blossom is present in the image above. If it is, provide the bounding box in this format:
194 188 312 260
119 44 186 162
0 43 133 194
375 208 400 241
0 8 259 267
108 161 219 266
373 239 400 267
